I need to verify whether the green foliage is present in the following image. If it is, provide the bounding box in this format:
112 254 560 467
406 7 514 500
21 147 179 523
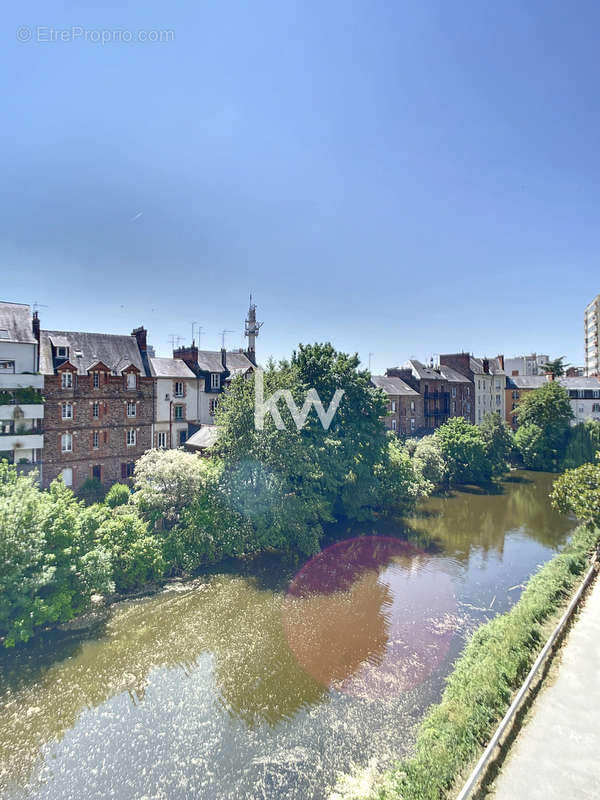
434 417 492 485
368 524 599 800
562 421 600 470
0 463 113 647
515 382 573 470
411 435 447 486
105 482 131 508
78 477 106 505
480 412 514 477
550 459 600 530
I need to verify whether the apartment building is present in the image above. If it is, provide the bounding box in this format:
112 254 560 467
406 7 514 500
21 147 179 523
39 326 153 489
440 353 505 425
370 375 422 435
584 295 600 376
0 302 44 477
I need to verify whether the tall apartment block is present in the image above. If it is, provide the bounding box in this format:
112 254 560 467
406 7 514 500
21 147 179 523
584 295 600 376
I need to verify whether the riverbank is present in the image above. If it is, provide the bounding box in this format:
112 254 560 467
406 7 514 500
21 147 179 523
333 523 600 800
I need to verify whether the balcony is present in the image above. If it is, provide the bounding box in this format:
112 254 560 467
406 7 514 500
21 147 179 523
0 373 44 390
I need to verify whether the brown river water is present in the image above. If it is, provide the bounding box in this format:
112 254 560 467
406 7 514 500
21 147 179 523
0 471 574 800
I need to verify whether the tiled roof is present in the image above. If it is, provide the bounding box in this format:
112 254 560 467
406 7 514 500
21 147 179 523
149 357 196 379
370 375 418 396
40 330 146 376
0 302 36 345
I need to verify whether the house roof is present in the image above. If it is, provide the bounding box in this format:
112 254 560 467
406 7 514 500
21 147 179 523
0 302 36 345
149 357 196 379
186 425 219 450
438 365 471 383
370 375 418 396
40 330 147 376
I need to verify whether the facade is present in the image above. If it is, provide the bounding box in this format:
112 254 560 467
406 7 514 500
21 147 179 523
0 302 44 476
440 353 505 425
505 375 600 430
386 360 452 432
370 375 421 436
149 357 198 448
39 326 153 490
584 295 600 376
504 353 550 377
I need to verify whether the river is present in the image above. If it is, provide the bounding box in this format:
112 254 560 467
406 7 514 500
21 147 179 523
0 471 574 800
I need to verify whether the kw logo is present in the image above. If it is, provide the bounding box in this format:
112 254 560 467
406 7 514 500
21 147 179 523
254 369 344 431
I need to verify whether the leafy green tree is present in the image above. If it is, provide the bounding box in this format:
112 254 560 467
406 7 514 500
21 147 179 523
412 435 447 486
515 382 573 470
550 460 600 529
105 482 131 509
480 412 514 477
434 417 492 485
540 356 569 378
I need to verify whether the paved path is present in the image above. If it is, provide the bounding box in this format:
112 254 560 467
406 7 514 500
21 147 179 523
492 573 600 799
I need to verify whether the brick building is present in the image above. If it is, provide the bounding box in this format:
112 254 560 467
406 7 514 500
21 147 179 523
370 375 421 436
39 326 153 490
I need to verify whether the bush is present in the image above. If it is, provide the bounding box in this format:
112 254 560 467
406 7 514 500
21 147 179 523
78 477 106 505
105 482 131 508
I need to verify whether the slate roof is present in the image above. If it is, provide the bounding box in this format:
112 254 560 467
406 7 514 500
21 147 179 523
149 357 196 379
186 425 219 450
40 330 147 376
438 365 471 383
0 302 36 345
370 375 418 396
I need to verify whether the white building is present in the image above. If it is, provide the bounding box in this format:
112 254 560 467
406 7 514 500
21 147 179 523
504 353 550 376
0 302 44 476
584 295 600 376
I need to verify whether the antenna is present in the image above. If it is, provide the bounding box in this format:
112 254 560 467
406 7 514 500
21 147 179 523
220 329 234 349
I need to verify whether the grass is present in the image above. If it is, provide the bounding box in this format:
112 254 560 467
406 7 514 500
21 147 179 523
366 524 599 800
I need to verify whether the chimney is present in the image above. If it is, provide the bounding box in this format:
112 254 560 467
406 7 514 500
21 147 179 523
132 326 147 353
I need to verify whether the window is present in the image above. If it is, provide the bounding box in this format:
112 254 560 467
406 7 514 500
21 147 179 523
391 419 397 431
127 401 136 417
174 405 184 420
57 346 69 358
121 462 135 479
0 359 15 373
126 373 137 389
61 432 72 452
61 372 73 389
157 431 167 448
61 402 73 420
209 398 219 416
93 372 100 388
391 400 397 412
92 401 99 419
179 430 187 444
93 431 99 449
126 429 136 446
174 381 184 397
210 373 220 390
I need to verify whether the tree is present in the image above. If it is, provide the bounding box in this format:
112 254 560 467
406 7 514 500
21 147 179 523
550 460 600 529
480 412 514 477
434 417 492 485
539 356 569 378
515 382 573 470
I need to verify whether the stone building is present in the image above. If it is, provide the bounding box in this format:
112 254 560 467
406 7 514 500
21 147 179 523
39 326 153 490
370 375 421 436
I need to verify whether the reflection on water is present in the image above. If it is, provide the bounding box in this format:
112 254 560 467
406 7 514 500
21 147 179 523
0 471 574 799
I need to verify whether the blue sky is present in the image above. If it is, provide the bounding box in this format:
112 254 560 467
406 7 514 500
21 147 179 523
2 1 598 372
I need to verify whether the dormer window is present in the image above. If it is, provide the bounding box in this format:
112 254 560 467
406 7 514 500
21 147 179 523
57 346 69 358
210 373 220 390
126 373 137 390
61 372 73 389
